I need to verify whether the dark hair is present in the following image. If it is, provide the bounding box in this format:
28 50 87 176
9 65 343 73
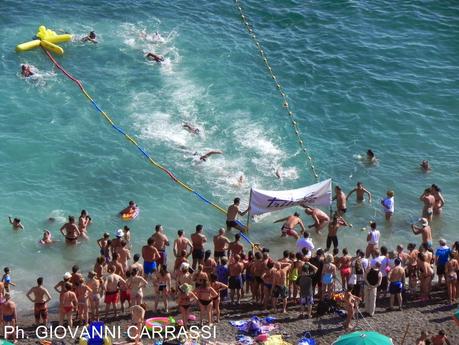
367 149 374 158
37 277 43 285
65 282 72 291
394 258 401 266
14 218 20 223
69 216 75 223
255 252 262 260
72 265 79 273
155 224 162 232
204 250 212 261
380 246 388 255
178 230 184 236
342 248 348 255
296 252 304 260
332 248 339 256
283 250 289 258
129 200 135 206
124 226 130 232
235 234 240 241
370 221 377 229
121 240 127 247
4 267 9 273
301 248 309 256
89 31 96 38
303 231 309 238
147 237 154 245
81 210 87 216
133 254 140 262
267 262 274 269
125 270 131 278
234 198 240 204
294 212 300 217
132 268 138 276
196 224 203 232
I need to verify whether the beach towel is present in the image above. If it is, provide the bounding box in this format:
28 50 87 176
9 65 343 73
264 335 292 345
230 316 277 336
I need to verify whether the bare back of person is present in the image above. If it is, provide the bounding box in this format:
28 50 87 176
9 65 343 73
214 235 229 252
227 205 239 221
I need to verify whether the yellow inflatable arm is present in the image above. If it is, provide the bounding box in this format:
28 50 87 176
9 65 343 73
16 25 72 54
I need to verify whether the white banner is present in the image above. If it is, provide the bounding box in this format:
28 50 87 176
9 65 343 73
249 179 332 216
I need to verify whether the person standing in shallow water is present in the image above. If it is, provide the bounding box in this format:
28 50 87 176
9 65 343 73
60 216 80 245
346 182 372 203
333 185 347 216
381 191 395 221
431 184 445 216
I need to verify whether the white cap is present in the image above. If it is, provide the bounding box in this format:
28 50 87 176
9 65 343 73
420 218 428 227
63 272 72 279
115 229 124 237
180 262 190 271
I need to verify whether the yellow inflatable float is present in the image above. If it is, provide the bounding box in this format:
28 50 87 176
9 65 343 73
16 25 72 55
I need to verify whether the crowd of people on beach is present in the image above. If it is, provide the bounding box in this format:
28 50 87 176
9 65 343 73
0 173 456 345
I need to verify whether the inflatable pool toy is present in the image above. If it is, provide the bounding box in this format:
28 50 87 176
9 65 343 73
145 316 176 331
16 26 72 55
0 340 15 345
121 207 139 221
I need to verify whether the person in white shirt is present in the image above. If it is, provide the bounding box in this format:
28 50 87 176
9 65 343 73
296 231 314 255
370 247 390 297
381 191 395 221
365 222 380 258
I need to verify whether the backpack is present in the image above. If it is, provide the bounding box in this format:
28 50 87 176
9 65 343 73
366 268 379 286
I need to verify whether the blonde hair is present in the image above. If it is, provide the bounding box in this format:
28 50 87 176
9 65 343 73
387 191 394 197
325 253 333 263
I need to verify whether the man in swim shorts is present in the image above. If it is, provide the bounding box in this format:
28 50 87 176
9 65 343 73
103 266 126 319
213 228 230 263
59 216 81 245
273 212 305 240
191 225 207 270
271 262 291 313
173 229 193 258
228 255 245 304
333 185 347 215
1 294 17 341
411 218 432 249
226 198 250 233
26 277 52 326
142 237 160 279
151 224 169 269
346 182 372 203
388 258 405 311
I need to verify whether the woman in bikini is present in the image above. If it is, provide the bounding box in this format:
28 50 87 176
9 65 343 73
321 254 337 298
86 271 101 322
194 279 218 326
445 253 458 305
176 283 197 328
75 277 92 325
209 273 228 323
129 268 148 306
153 265 171 312
192 264 209 289
339 248 353 291
78 210 91 240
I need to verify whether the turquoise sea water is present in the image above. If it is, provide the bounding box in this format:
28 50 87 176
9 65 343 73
1 0 458 310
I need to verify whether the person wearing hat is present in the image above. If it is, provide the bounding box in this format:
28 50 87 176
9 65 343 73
435 239 451 286
54 272 72 303
176 283 197 328
411 218 432 249
111 229 124 255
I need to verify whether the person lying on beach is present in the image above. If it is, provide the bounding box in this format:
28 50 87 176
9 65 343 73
183 122 200 134
21 64 34 77
119 200 137 216
346 182 372 203
273 212 305 240
199 150 223 162
420 160 431 172
82 31 97 43
146 52 164 63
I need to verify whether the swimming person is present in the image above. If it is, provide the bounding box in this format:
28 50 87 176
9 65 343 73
273 212 305 240
346 182 372 203
367 149 377 164
40 230 54 245
199 150 223 161
81 31 97 43
119 201 137 216
8 216 24 230
21 64 34 77
145 52 164 63
226 198 250 232
420 160 431 172
183 122 200 134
